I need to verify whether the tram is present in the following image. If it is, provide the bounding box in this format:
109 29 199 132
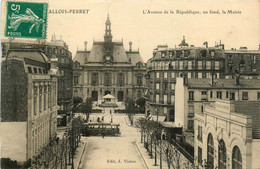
83 122 121 136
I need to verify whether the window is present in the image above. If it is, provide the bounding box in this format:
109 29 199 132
92 73 99 86
217 91 222 99
198 61 202 69
198 73 202 78
44 86 47 110
33 67 38 73
210 91 213 98
232 146 242 169
198 147 203 165
188 73 191 78
137 76 142 86
215 61 220 70
104 73 111 86
207 133 214 169
179 61 183 70
206 61 211 69
164 95 167 104
198 125 202 142
201 105 204 113
33 87 37 115
202 72 206 78
171 95 174 104
74 76 79 86
92 91 98 101
242 92 248 100
156 72 160 79
171 83 175 90
118 73 125 86
39 87 42 113
172 61 176 69
188 120 194 130
230 92 235 100
258 92 260 100
163 83 168 90
218 139 227 169
189 91 194 101
156 83 160 90
156 94 160 103
226 91 229 98
28 67 32 73
188 61 192 69
38 68 42 74
164 72 168 79
171 72 175 78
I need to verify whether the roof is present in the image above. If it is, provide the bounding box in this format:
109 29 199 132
7 51 50 65
126 51 144 66
234 101 260 139
73 51 90 64
103 94 115 99
187 78 260 89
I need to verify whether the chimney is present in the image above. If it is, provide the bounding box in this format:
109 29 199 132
84 41 88 51
183 73 188 85
129 42 132 52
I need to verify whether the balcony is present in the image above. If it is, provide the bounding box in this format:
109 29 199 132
201 95 208 101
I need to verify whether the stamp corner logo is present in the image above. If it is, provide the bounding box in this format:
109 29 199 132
5 1 48 39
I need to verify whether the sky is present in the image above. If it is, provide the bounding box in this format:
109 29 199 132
1 0 260 62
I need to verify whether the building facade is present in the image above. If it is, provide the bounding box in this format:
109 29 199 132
175 77 260 132
1 49 59 164
1 38 73 125
145 39 225 121
194 99 260 169
224 47 260 79
73 16 146 103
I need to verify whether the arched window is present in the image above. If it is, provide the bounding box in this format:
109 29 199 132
232 146 242 169
218 139 226 169
118 91 124 101
207 133 214 169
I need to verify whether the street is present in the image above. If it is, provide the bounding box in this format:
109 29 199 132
80 114 147 169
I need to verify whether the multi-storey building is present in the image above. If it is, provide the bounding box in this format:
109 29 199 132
224 47 260 79
194 99 260 169
1 38 73 125
145 39 225 121
73 16 146 103
1 48 59 165
175 76 260 132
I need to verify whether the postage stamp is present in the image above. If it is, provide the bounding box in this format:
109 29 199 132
5 1 48 39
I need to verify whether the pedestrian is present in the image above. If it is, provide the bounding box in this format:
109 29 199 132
102 131 105 138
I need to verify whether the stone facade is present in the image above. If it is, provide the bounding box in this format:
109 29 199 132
145 40 225 121
194 99 260 169
1 49 59 164
175 77 260 132
73 16 146 103
1 38 73 125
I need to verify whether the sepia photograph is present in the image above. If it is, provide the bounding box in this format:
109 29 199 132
1 0 260 169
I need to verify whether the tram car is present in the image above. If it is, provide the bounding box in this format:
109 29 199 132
83 122 121 136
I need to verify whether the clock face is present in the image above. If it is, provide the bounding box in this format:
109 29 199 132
106 56 111 61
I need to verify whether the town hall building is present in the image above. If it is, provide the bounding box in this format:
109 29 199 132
73 15 146 104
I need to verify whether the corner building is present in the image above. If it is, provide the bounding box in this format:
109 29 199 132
73 16 146 103
145 40 225 121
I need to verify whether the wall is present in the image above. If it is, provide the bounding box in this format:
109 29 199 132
252 139 260 169
175 77 186 128
0 122 27 164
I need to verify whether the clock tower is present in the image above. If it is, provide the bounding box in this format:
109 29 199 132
104 14 113 63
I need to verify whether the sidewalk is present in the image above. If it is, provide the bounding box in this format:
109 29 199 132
125 116 168 169
67 137 87 169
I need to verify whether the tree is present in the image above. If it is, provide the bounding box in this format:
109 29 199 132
1 158 20 169
72 97 83 113
135 97 146 114
81 98 92 122
125 98 136 124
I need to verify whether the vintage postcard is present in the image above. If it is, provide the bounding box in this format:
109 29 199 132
1 0 260 169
